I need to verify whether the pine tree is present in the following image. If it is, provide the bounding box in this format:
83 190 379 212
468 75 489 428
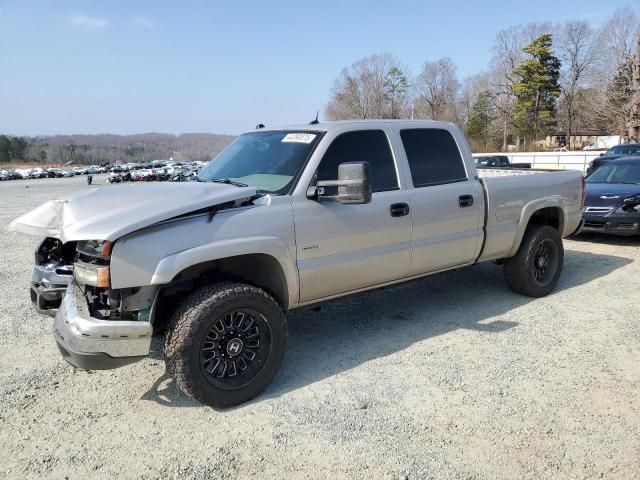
512 34 561 148
466 90 495 150
383 67 409 119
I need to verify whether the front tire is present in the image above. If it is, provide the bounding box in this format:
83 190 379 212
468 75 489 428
164 282 287 408
503 225 564 297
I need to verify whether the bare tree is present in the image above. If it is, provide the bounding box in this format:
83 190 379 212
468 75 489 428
557 21 598 148
603 7 640 68
590 8 640 139
414 57 460 122
325 53 404 120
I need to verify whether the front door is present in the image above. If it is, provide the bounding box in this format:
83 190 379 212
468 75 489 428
292 129 412 302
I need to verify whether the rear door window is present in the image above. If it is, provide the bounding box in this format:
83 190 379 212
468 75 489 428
400 129 467 187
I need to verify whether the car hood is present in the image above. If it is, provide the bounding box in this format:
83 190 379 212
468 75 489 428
7 182 257 242
585 182 640 208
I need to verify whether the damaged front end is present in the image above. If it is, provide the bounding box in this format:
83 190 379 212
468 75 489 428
9 181 260 369
28 236 155 369
52 238 156 370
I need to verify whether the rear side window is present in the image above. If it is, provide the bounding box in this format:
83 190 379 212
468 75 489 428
317 130 399 193
400 129 467 187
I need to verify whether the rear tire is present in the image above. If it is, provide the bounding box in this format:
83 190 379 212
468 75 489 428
503 225 563 297
164 282 287 408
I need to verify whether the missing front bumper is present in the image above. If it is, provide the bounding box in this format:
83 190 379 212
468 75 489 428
53 283 152 370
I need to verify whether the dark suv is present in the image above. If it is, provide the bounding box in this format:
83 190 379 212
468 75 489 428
587 144 640 175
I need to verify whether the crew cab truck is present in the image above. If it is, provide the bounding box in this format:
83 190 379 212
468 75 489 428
9 120 584 407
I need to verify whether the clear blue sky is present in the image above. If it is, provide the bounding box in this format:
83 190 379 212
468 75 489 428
0 0 636 136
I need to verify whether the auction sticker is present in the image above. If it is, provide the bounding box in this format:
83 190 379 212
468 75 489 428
282 133 317 144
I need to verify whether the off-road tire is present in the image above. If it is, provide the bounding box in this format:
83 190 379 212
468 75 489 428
164 282 287 408
504 225 564 297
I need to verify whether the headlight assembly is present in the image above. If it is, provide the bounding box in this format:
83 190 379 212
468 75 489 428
620 196 640 213
76 240 113 257
74 240 112 287
74 262 111 287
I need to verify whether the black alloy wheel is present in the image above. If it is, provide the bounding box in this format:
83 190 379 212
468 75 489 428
199 308 271 390
532 238 559 286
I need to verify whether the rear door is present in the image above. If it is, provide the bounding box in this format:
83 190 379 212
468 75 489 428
397 128 484 275
292 129 412 302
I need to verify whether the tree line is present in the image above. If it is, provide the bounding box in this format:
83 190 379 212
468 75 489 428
0 133 235 165
325 7 640 152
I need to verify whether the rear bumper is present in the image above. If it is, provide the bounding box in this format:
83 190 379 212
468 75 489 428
53 283 152 370
582 213 640 236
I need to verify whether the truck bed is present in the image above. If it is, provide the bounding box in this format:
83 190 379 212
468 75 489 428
477 168 584 262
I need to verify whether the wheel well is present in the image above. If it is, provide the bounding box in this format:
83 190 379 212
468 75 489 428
153 254 288 329
527 207 563 233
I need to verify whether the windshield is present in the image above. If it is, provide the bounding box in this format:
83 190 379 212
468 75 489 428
604 145 640 156
587 162 640 184
198 131 321 193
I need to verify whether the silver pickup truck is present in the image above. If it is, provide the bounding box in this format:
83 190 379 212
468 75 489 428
9 120 584 407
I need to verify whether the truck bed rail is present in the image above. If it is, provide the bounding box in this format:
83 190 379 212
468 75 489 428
477 167 562 177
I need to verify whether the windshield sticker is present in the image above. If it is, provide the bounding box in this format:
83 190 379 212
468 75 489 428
282 133 316 144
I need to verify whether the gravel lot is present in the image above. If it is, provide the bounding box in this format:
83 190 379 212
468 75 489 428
0 175 639 480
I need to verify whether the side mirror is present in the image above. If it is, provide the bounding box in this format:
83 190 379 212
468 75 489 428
308 161 372 204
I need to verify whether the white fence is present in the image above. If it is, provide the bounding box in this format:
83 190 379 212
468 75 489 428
477 152 601 172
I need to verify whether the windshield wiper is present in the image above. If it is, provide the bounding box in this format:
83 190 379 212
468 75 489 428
208 178 249 187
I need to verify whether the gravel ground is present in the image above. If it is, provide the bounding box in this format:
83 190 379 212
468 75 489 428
0 175 639 480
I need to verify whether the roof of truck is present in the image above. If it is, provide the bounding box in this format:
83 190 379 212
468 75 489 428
253 119 455 133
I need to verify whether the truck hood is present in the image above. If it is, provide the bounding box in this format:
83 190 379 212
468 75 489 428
584 182 640 208
7 182 257 242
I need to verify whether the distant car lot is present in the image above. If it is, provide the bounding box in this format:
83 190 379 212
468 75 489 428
0 160 205 183
0 175 638 479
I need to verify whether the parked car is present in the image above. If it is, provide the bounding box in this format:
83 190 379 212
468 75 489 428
46 168 67 178
131 169 155 181
586 143 640 175
582 156 640 236
170 171 198 182
9 120 584 408
582 143 607 151
13 169 30 179
28 168 48 179
107 173 122 184
474 155 531 169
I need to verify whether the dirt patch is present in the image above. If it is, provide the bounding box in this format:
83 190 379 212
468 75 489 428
1 176 639 479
